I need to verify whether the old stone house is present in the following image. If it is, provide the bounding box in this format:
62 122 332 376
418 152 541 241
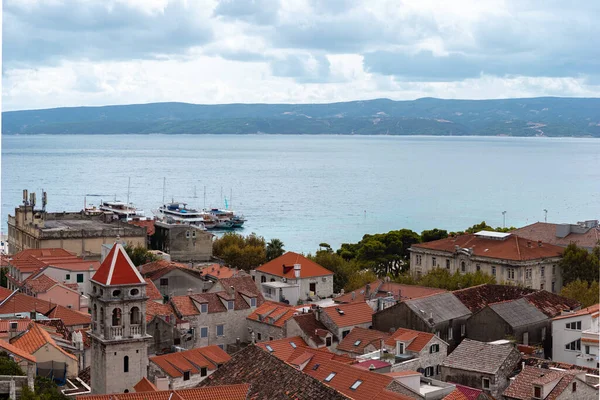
140 260 208 299
246 302 299 342
285 313 334 349
147 345 231 389
441 339 521 399
152 222 213 262
317 302 373 340
373 292 471 351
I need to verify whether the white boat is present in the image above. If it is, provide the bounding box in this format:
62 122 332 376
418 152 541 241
207 208 246 228
99 200 145 221
153 202 209 229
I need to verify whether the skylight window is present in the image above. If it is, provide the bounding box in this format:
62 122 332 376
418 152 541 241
290 341 297 348
325 372 336 382
350 380 363 390
312 364 320 370
265 345 274 352
336 308 345 315
354 340 362 346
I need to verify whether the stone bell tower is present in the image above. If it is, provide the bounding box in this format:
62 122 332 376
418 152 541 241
89 243 151 394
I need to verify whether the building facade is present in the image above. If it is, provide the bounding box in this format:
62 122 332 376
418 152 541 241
409 231 564 292
152 222 213 262
552 305 600 369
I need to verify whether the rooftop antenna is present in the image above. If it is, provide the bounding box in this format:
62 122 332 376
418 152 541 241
42 190 47 212
543 209 548 223
126 177 131 221
502 211 507 228
193 186 198 199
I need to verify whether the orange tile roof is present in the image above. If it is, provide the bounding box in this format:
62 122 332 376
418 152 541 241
511 222 600 249
291 313 331 345
149 345 231 378
170 296 199 316
383 371 421 377
146 301 176 323
0 320 31 333
247 301 299 327
0 339 36 363
23 274 59 294
337 327 390 354
256 336 309 361
385 328 435 352
46 305 91 327
0 287 15 301
443 389 469 400
128 219 155 236
503 366 582 400
140 260 201 281
200 264 238 279
553 304 600 320
92 243 145 285
256 251 333 278
145 278 163 301
321 302 373 328
337 280 447 303
412 233 564 261
0 292 55 315
11 322 77 360
78 384 250 400
133 377 157 392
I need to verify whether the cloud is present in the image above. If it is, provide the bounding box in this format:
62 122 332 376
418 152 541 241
213 0 279 25
270 54 332 83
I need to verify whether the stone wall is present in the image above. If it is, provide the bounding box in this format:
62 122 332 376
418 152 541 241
248 319 285 342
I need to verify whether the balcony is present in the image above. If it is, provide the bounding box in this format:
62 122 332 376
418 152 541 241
111 326 124 339
130 325 142 337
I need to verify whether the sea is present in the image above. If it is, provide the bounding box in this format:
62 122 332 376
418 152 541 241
1 134 599 253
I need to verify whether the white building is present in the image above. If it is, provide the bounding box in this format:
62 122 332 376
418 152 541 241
552 304 599 369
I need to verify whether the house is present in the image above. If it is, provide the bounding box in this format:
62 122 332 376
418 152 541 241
254 252 334 303
45 304 92 331
22 273 88 312
151 221 213 262
200 264 243 283
503 365 598 400
169 277 263 351
147 345 231 389
285 313 335 349
77 384 251 400
409 231 565 291
10 323 78 379
336 327 390 357
318 302 374 340
335 279 447 307
0 339 36 389
511 220 600 251
444 384 493 400
0 320 30 340
144 278 164 303
246 302 300 342
140 260 207 299
552 304 600 369
466 298 551 348
373 292 472 350
440 339 521 399
383 370 458 399
197 345 349 400
146 301 187 355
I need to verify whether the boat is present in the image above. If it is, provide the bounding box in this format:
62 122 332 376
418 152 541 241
153 202 209 229
207 208 246 228
99 200 145 221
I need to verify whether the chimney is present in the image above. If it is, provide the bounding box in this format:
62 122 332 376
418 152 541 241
365 284 371 298
187 288 193 296
537 240 542 247
428 312 434 325
527 241 532 248
229 285 235 296
351 291 356 300
315 307 321 321
294 264 301 278
380 338 384 359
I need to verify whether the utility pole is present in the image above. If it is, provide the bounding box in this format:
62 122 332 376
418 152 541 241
502 211 507 228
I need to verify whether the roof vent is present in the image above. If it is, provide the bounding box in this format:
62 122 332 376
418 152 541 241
336 308 345 315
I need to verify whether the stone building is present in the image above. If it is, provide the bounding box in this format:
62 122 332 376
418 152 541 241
140 260 207 299
317 302 373 340
511 220 600 251
7 199 147 259
441 339 521 399
285 313 334 349
88 243 152 394
254 252 334 303
147 345 231 389
152 222 213 263
246 302 299 342
552 304 600 369
409 231 564 291
373 292 472 351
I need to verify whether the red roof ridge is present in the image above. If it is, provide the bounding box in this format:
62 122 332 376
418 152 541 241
92 243 145 286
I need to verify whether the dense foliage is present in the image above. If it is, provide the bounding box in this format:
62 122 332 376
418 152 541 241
124 244 158 266
560 280 600 308
213 233 275 271
394 268 496 290
4 98 600 137
558 243 600 285
266 239 285 261
0 351 25 376
21 377 69 400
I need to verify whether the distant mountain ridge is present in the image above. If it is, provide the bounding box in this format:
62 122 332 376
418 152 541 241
3 97 600 137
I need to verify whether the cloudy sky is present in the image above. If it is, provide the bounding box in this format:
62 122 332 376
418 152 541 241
2 0 599 111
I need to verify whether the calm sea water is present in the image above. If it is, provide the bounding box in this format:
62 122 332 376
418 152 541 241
1 134 599 253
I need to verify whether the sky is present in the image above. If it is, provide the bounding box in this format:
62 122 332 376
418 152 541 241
2 0 600 111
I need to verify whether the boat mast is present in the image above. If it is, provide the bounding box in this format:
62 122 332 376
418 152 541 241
203 186 206 210
230 189 233 210
162 177 166 206
126 177 131 221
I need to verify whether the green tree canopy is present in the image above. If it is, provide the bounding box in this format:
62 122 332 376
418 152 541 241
560 280 599 308
266 238 285 261
124 244 158 266
213 232 267 271
0 351 25 376
421 228 448 243
393 268 496 291
559 243 600 285
308 250 358 293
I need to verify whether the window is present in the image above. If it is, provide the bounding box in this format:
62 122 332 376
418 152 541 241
124 356 129 373
416 255 422 265
448 327 453 340
565 339 581 351
183 371 190 381
228 301 234 310
425 367 434 377
250 298 256 307
200 367 207 377
354 340 361 346
525 268 532 279
257 333 262 341
201 303 208 313
290 341 297 348
551 282 555 293
430 344 440 353
130 307 141 324
326 337 332 347
342 330 350 338
397 343 405 354
492 266 496 276
436 365 441 375
350 380 362 390
186 231 190 238
446 259 450 269
533 386 541 398
112 290 121 297
461 324 466 337
507 268 515 280
476 264 481 272
310 282 317 293
192 230 196 238
432 257 437 267
160 278 168 286
542 327 546 341
130 289 139 296
325 372 336 382
482 378 490 390
66 274 71 280
174 338 181 345
200 327 208 338
112 308 122 326
218 344 224 350
77 273 84 283
269 337 274 341
585 345 590 354
312 364 320 370
572 382 576 392
261 275 266 283
541 266 545 277
216 324 224 337
461 261 466 272
566 321 582 330
540 282 544 290
552 265 556 275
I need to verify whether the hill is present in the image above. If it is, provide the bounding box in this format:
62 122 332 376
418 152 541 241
3 97 600 137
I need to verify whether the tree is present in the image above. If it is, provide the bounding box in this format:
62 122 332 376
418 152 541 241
421 229 448 243
124 244 158 266
266 239 285 261
345 269 378 292
309 250 357 293
213 232 267 271
559 243 600 285
393 268 495 290
561 280 600 308
0 352 25 376
19 377 69 400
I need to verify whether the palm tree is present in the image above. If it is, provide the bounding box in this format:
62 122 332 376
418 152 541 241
266 238 285 261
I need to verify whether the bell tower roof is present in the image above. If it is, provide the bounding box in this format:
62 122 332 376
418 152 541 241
92 243 145 286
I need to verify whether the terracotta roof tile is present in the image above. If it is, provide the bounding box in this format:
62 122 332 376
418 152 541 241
200 264 239 279
337 327 389 354
11 322 77 361
128 219 155 236
0 292 55 315
291 313 331 345
522 354 599 375
383 371 421 377
256 251 333 279
336 280 447 303
352 360 392 370
140 260 202 281
412 233 564 261
198 345 348 400
133 377 158 392
145 278 163 301
256 336 309 361
217 276 264 304
78 384 250 400
247 302 299 327
511 222 600 249
149 345 230 378
453 284 537 313
0 287 16 302
170 296 199 316
443 389 469 400
46 305 92 327
453 384 484 400
321 302 373 328
523 291 580 317
0 320 31 333
384 327 436 352
0 339 36 363
146 301 176 323
553 304 599 320
503 366 582 400
92 243 145 285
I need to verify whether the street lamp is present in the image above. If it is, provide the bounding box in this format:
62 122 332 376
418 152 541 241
502 211 507 229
